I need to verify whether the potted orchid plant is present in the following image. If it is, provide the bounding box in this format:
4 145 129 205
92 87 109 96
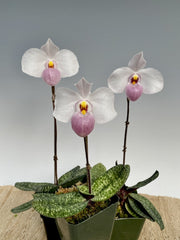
107 51 164 240
11 39 164 240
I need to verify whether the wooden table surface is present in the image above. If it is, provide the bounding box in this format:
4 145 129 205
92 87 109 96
0 186 180 240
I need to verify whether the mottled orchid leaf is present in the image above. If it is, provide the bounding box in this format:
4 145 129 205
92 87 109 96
91 164 130 202
125 202 140 218
127 171 159 190
15 182 58 193
58 166 80 185
60 168 87 188
32 192 88 218
78 185 92 197
128 197 153 220
90 163 106 183
11 200 33 213
129 193 164 230
77 163 106 196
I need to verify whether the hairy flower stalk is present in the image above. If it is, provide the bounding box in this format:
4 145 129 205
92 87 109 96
21 38 79 184
122 98 130 166
84 136 91 194
51 86 58 185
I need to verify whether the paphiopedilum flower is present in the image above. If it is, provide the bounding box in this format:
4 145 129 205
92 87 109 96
53 78 117 137
108 52 164 101
21 38 79 86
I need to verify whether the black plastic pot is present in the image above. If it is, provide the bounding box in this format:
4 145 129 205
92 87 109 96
41 215 61 240
110 218 145 240
56 201 118 240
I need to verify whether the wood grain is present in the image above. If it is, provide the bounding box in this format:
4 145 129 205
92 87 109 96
139 195 180 240
0 186 46 240
0 186 180 240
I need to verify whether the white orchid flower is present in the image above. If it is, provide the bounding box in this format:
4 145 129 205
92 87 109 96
108 52 164 101
53 78 117 137
21 38 79 86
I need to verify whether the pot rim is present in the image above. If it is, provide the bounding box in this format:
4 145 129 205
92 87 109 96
114 217 145 221
57 201 118 226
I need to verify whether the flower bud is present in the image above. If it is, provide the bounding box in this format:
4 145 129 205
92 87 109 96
71 112 95 137
125 84 143 101
42 68 61 86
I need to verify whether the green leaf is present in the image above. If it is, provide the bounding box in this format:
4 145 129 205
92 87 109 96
58 166 80 185
59 167 87 188
78 185 92 196
77 163 106 196
11 200 33 213
33 200 87 218
33 191 84 203
128 197 153 220
15 182 58 193
125 202 140 218
90 163 106 183
35 184 58 193
92 164 130 202
128 171 159 190
32 192 88 218
129 193 164 230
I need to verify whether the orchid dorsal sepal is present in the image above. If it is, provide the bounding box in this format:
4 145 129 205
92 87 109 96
53 78 117 137
128 51 146 71
21 38 79 86
75 78 93 98
108 51 164 101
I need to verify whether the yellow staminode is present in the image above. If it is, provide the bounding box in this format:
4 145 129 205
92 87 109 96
133 74 138 80
80 101 88 115
48 61 54 68
132 74 139 85
81 101 87 108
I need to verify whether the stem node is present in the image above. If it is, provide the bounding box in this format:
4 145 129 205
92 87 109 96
122 98 130 166
51 86 58 186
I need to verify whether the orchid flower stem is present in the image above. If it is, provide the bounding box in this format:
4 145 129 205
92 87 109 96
84 136 92 194
51 86 58 185
122 98 130 166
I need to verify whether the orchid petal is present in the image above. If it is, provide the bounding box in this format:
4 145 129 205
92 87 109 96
21 48 47 77
138 68 164 94
40 38 59 58
53 88 80 123
108 67 133 93
55 49 79 78
75 78 93 98
125 84 143 101
71 112 95 137
128 52 146 71
89 87 117 124
42 68 61 86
